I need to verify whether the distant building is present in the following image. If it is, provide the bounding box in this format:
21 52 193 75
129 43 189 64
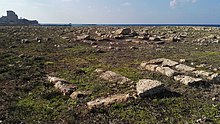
0 10 39 25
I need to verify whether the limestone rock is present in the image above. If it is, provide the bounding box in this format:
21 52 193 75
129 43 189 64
47 76 68 84
162 59 179 67
147 58 166 64
193 70 213 77
140 61 148 69
77 35 90 40
136 79 164 97
145 64 159 72
99 71 132 84
175 64 196 72
149 37 161 41
115 28 131 35
156 66 178 77
174 75 203 85
70 91 91 99
87 94 130 109
94 68 105 74
208 73 220 82
54 81 77 95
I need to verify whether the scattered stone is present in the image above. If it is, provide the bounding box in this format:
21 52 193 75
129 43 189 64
156 66 178 77
175 64 196 72
196 64 207 68
174 75 203 85
179 59 186 63
77 35 90 40
136 79 164 97
149 37 161 41
115 28 131 35
54 81 77 95
87 94 130 109
99 71 132 84
146 58 166 64
70 91 91 99
162 59 179 67
145 64 159 72
155 41 165 44
47 76 68 84
94 68 105 74
208 73 220 82
140 61 148 69
193 70 213 77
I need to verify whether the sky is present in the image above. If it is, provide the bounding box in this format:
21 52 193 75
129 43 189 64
0 0 220 24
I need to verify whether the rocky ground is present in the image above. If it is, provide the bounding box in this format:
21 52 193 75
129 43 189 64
0 26 220 124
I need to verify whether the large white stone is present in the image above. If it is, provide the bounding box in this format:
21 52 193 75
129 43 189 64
175 64 196 72
136 79 164 97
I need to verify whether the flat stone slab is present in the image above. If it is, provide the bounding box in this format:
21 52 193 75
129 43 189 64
174 75 203 85
175 64 196 72
87 94 130 109
146 58 166 65
136 79 164 97
99 71 132 84
156 66 178 77
162 59 179 67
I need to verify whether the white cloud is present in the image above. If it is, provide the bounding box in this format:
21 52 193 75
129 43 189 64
122 2 131 6
170 0 197 8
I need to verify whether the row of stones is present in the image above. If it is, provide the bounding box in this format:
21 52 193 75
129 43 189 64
47 69 165 110
140 58 220 86
47 76 91 99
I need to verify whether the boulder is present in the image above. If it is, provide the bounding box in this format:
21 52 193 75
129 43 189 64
87 94 130 109
99 71 132 84
155 66 178 77
140 61 148 69
115 28 132 35
174 75 203 85
208 73 220 82
136 79 164 97
175 64 196 72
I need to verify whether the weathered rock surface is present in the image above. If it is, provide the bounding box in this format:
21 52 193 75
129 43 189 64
146 58 166 64
77 35 90 40
87 94 130 109
174 75 203 85
145 64 159 72
193 70 213 77
70 91 91 99
162 59 179 67
156 66 178 77
47 76 68 84
175 64 196 72
54 81 77 95
99 71 132 84
136 79 164 97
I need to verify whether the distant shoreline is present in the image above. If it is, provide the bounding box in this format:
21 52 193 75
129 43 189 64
40 23 220 27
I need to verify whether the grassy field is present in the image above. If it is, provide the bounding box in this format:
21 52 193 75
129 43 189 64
0 26 219 124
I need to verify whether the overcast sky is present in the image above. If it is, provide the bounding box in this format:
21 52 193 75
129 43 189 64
0 0 219 24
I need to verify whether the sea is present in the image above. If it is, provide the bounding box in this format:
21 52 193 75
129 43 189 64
40 23 220 27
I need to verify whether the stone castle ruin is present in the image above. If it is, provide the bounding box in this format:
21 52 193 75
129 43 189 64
0 10 38 25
